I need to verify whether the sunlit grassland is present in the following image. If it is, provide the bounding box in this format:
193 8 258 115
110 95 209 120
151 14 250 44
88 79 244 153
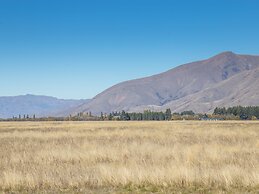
0 121 258 193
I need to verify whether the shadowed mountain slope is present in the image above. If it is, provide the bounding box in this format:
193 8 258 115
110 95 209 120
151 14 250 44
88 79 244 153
130 67 259 113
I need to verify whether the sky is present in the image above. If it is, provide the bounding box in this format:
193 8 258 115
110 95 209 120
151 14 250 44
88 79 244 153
0 0 259 99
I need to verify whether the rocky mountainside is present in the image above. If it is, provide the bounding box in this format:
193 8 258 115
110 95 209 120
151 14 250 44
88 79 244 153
74 51 259 114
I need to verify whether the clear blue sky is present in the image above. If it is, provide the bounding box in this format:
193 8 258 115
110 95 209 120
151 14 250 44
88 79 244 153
0 0 259 99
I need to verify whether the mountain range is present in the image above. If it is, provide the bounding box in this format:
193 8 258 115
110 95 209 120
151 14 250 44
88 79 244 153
0 94 88 118
74 51 259 114
1 51 259 118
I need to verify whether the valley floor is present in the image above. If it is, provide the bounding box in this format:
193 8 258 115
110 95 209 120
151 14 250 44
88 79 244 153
0 121 258 193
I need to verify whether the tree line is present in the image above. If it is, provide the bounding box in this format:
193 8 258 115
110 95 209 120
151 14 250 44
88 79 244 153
213 106 259 120
107 109 172 121
1 106 259 121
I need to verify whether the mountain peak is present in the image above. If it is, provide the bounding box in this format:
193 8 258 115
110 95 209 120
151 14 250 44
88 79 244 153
214 51 236 58
219 51 235 55
208 51 238 62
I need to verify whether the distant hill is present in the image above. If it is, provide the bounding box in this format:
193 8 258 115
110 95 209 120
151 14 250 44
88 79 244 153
74 51 259 114
0 94 89 118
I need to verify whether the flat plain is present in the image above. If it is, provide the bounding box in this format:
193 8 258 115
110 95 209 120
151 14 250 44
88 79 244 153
0 121 258 193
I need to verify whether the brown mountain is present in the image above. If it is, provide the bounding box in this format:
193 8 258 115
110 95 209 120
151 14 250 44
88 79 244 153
75 51 259 114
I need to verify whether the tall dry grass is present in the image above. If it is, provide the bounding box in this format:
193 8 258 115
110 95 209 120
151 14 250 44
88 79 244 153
0 121 258 193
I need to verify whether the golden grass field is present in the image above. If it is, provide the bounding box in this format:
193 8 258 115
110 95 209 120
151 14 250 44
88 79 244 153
0 121 258 193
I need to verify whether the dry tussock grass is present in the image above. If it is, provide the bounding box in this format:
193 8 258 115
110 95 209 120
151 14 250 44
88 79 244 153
0 121 258 193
